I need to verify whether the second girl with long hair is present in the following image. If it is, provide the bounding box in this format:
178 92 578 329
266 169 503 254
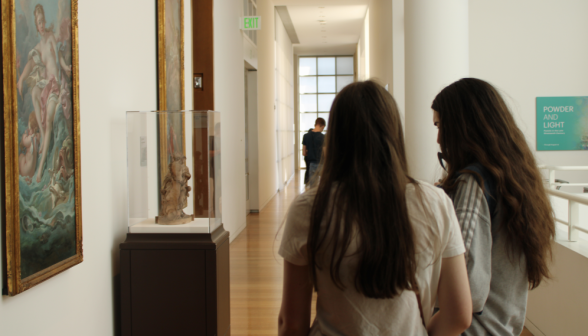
432 78 555 336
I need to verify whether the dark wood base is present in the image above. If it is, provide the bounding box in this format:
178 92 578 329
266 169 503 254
120 225 230 336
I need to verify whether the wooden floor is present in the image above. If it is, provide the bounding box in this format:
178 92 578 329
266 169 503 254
229 172 309 335
229 171 533 336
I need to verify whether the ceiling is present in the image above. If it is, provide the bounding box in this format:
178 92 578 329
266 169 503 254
273 0 370 55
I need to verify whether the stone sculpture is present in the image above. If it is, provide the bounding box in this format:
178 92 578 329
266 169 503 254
156 155 194 225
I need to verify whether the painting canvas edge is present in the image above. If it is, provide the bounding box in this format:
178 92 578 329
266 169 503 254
156 0 186 191
2 0 20 296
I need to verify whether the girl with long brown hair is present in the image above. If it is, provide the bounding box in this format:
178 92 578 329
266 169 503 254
432 78 555 336
278 81 472 336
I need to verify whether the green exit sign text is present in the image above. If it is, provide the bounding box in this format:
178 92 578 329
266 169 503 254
241 16 261 30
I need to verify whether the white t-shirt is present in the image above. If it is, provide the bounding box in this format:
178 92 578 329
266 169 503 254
279 181 465 336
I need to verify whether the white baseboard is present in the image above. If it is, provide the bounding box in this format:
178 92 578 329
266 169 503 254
258 190 278 212
229 221 247 244
525 317 547 336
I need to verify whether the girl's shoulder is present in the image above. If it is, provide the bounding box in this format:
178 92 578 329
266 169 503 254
288 188 317 214
406 180 457 227
407 181 460 258
406 180 450 204
298 187 318 203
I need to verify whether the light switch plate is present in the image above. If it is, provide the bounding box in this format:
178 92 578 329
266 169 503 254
194 75 203 89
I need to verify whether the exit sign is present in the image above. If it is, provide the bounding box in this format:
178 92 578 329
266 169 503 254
241 16 261 30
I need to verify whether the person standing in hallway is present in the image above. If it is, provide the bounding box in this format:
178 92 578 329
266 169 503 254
303 128 313 184
432 78 555 336
278 81 472 336
302 118 325 185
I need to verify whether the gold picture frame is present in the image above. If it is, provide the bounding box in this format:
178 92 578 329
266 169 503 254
1 0 82 295
157 0 186 183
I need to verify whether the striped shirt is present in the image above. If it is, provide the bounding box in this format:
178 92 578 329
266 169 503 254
449 167 528 336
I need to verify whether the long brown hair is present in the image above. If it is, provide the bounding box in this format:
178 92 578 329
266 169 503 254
432 78 554 289
307 81 418 298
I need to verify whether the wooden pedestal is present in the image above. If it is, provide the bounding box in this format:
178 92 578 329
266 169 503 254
120 225 230 336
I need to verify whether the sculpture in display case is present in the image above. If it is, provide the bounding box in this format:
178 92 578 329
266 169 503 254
125 110 222 234
156 154 194 225
122 110 228 336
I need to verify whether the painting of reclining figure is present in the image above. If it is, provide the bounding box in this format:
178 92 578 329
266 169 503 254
2 0 82 295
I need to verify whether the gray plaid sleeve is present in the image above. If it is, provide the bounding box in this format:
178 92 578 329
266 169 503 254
451 174 492 313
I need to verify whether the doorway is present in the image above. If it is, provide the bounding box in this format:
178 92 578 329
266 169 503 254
244 66 259 213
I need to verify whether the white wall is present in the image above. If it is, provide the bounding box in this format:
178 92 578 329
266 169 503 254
392 0 405 118
243 36 258 69
469 1 588 335
356 9 370 81
275 10 295 189
0 1 191 334
246 71 260 210
367 0 393 90
469 0 588 181
256 0 278 210
354 0 403 114
355 0 403 116
214 0 247 241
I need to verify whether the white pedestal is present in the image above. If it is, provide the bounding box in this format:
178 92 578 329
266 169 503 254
129 218 210 233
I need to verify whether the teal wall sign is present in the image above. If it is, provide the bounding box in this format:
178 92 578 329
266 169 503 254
536 96 588 151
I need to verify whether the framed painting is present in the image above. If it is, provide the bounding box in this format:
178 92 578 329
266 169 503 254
1 0 82 295
157 0 185 184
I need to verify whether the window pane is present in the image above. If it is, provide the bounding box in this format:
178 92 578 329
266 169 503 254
317 113 330 131
300 113 317 132
299 58 317 76
318 76 336 93
337 76 354 92
300 94 317 112
300 76 317 94
318 57 335 75
318 94 336 112
337 57 354 75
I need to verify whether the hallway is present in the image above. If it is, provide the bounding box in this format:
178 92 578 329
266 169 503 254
230 171 315 335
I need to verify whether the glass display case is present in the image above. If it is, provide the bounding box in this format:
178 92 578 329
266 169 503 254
125 110 222 233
